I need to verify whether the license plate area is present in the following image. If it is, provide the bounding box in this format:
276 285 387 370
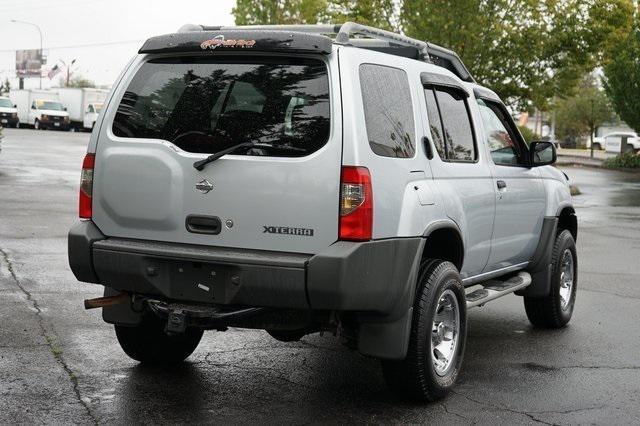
166 260 241 303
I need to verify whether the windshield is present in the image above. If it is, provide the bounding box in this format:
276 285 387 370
0 98 14 108
112 57 331 156
36 100 64 111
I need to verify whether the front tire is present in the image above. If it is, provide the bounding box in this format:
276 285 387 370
115 316 203 365
34 119 41 130
524 230 577 328
382 260 467 402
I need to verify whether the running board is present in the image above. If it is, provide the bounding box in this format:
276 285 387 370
465 271 531 309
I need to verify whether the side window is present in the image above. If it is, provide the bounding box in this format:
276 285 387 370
360 64 415 158
434 88 476 161
424 89 446 158
476 99 524 166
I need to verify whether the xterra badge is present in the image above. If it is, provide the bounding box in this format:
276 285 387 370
200 35 256 50
263 226 314 237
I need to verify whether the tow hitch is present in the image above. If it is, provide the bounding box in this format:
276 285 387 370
147 299 268 333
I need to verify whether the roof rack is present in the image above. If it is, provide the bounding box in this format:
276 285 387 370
177 22 475 82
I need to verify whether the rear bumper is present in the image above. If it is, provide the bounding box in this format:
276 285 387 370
68 220 422 313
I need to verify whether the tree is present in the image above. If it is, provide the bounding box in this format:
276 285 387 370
58 74 96 88
232 0 635 109
323 0 395 29
554 75 615 154
1 78 10 94
603 7 640 133
401 0 635 109
233 0 327 25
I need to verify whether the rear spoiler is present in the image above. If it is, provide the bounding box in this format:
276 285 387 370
139 30 333 55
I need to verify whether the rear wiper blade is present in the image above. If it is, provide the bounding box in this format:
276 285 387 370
193 142 255 171
193 142 307 171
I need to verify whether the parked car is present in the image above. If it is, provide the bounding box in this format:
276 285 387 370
9 89 70 131
603 132 639 154
68 22 578 402
0 96 19 128
56 88 107 132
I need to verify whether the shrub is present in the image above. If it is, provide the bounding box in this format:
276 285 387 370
602 152 640 169
517 125 540 143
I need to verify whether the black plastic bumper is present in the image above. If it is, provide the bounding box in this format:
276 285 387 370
68 221 422 313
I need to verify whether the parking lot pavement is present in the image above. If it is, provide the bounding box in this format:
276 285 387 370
1 128 639 424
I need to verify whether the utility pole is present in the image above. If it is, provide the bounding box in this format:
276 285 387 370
59 59 77 87
11 20 43 89
589 98 595 159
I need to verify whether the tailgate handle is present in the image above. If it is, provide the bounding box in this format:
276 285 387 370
185 215 221 235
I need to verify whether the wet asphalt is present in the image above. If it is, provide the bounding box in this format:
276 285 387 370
0 128 639 424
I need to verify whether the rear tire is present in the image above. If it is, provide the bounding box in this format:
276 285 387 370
524 230 577 328
381 260 467 402
115 316 203 365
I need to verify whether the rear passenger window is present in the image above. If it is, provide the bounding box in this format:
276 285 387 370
359 64 415 158
424 87 476 162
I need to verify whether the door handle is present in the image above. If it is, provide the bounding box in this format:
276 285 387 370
497 180 507 189
185 215 221 235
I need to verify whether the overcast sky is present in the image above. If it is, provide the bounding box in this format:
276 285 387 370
0 0 236 89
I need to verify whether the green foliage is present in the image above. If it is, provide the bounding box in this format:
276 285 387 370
603 152 640 169
232 0 636 109
401 0 635 109
323 0 395 29
59 75 96 88
517 125 539 143
603 8 640 133
233 0 327 24
0 78 10 94
554 75 615 141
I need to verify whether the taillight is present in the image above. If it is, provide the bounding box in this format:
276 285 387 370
79 154 95 219
339 166 373 241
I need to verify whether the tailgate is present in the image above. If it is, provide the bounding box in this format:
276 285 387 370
92 54 342 254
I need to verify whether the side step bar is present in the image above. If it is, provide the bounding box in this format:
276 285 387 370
465 272 531 309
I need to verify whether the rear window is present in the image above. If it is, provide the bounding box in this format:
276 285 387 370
112 57 330 156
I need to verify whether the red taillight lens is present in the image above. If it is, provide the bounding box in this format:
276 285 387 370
339 166 373 241
79 154 95 219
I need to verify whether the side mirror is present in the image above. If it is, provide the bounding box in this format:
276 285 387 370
13 104 17 108
530 141 556 166
63 107 67 111
31 105 36 110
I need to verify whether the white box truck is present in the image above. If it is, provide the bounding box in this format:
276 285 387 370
56 88 108 131
9 89 70 131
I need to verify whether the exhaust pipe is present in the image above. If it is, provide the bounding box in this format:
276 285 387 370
84 292 129 310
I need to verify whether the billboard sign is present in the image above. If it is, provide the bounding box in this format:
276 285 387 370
16 49 43 77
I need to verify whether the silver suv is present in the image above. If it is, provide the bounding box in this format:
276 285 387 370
68 23 578 401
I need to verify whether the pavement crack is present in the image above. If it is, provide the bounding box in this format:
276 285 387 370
452 391 556 425
521 362 640 371
581 287 640 301
0 247 98 425
440 401 474 423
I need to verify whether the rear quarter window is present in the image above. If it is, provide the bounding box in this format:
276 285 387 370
112 57 331 157
359 64 415 158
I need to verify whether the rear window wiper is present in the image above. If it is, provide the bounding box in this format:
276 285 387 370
193 142 307 171
193 142 255 171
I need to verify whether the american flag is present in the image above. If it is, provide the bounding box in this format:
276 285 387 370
47 64 61 80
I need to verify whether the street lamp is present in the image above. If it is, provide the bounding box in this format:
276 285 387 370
10 19 43 89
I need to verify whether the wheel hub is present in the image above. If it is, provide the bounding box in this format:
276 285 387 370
431 289 460 377
559 249 574 309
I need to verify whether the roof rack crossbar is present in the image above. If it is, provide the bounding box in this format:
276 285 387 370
334 22 430 61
